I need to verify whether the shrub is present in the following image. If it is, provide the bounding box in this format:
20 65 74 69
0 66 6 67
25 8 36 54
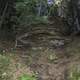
19 74 37 80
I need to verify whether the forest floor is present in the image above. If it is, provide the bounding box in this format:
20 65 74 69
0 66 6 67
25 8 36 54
0 37 80 80
0 17 80 80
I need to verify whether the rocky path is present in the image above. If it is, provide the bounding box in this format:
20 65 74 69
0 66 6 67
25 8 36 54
16 44 80 80
14 17 80 80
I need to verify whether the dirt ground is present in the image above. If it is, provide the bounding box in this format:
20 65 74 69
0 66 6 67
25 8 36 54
16 42 80 80
14 43 80 80
0 36 80 80
0 17 80 80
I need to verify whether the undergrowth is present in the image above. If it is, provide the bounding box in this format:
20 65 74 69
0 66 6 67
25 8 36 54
18 74 37 80
69 65 80 80
0 54 12 80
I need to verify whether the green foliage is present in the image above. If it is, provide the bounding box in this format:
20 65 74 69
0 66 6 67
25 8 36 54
19 74 37 80
16 0 37 16
16 0 49 26
69 65 80 80
0 55 12 80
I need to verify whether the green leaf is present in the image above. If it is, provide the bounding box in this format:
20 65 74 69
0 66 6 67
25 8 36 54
19 74 37 80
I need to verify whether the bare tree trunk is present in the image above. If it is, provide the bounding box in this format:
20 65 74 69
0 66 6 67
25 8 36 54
0 2 8 29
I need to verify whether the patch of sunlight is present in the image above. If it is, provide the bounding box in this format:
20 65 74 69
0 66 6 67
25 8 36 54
48 53 58 61
47 50 58 62
54 0 62 5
